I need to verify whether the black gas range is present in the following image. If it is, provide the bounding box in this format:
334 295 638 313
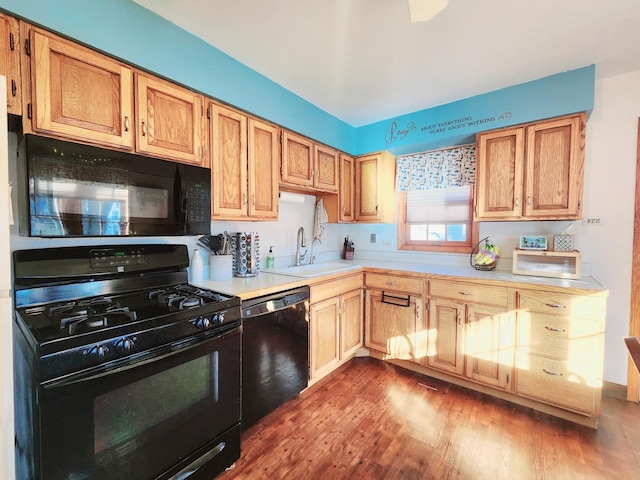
13 244 242 480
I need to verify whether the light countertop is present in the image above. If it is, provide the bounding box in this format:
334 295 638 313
192 258 607 300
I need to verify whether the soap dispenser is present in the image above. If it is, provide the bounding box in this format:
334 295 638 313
266 246 275 269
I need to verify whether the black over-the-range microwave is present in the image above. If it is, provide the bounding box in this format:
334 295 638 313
17 135 211 237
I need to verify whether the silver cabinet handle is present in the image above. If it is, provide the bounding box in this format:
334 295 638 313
544 326 566 332
543 369 563 376
141 120 147 137
124 114 130 133
458 291 472 296
544 302 566 309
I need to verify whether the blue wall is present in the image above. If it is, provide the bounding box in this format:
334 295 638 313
356 66 595 155
0 0 595 157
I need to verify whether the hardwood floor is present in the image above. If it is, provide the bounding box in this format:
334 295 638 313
218 357 640 480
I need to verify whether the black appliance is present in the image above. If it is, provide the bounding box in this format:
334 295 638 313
241 286 309 430
13 244 241 480
17 135 211 237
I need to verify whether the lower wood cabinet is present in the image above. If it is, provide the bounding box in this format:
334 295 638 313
309 273 363 382
307 268 608 428
513 288 607 416
427 280 515 390
364 272 427 364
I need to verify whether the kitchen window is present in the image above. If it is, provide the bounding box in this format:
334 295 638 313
396 145 478 253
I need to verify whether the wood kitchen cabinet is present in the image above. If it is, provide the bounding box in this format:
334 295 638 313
280 129 339 193
210 103 279 220
0 13 20 115
355 151 396 223
475 113 586 221
309 273 363 382
365 272 427 364
135 72 206 166
514 288 606 417
319 153 355 223
20 23 206 165
428 280 515 390
21 24 134 150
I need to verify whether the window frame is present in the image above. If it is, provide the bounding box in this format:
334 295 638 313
397 190 479 254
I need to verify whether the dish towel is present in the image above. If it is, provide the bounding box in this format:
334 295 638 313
313 198 329 243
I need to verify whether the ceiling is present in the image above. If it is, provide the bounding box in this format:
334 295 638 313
131 0 640 127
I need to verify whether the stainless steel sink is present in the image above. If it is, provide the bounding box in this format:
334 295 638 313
264 262 360 278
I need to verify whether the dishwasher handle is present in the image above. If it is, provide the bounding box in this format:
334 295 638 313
241 285 310 318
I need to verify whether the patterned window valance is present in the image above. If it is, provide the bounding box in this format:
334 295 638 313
396 144 476 191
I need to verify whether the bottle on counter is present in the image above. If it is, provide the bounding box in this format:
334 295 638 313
190 246 204 281
266 246 275 269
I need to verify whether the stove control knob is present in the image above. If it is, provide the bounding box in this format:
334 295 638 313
214 312 224 325
192 316 211 330
115 337 136 354
87 345 109 362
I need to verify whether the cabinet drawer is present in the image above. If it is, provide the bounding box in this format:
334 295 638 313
517 290 606 320
517 314 603 359
311 273 363 303
365 273 424 295
429 280 509 307
515 353 600 415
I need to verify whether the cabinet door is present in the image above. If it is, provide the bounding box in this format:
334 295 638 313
465 304 514 389
365 290 421 362
340 289 363 359
248 118 279 220
475 126 525 220
310 297 340 380
26 27 133 149
314 144 339 193
135 73 205 165
355 153 381 221
281 130 314 188
339 154 355 222
210 104 248 219
427 297 465 375
355 152 396 223
0 14 20 114
524 114 585 219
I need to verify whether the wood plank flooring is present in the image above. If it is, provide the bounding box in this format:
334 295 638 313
218 357 640 480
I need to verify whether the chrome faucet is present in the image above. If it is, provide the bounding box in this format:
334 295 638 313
295 227 307 266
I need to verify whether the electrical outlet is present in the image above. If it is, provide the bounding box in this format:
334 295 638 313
370 233 376 243
582 217 604 226
383 241 391 248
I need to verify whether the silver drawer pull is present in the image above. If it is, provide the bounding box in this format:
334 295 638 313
387 281 398 286
458 291 472 296
542 369 563 376
544 302 566 309
544 326 566 332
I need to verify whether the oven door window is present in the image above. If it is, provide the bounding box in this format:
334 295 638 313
38 329 240 480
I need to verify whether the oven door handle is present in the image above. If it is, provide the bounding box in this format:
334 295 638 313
41 324 241 391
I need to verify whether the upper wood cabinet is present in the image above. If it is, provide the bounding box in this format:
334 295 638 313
210 103 278 220
20 24 207 166
475 113 586 221
320 153 355 223
355 151 396 223
280 129 339 193
0 13 21 115
21 25 134 150
135 72 206 166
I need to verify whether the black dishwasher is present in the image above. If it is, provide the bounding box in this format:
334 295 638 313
241 286 310 430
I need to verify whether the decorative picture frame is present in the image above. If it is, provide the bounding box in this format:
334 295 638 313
519 235 547 250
